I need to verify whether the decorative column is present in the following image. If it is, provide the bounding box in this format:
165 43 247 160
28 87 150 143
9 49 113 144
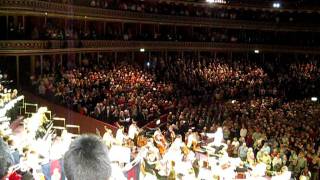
40 55 43 76
6 16 9 39
16 56 20 87
97 52 100 64
165 50 168 62
132 51 135 62
30 56 36 76
60 54 63 68
78 52 82 66
115 52 118 63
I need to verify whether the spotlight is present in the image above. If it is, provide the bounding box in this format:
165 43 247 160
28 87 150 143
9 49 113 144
254 49 260 54
147 62 150 67
273 2 281 8
140 48 145 52
231 100 236 104
311 97 318 102
206 0 226 4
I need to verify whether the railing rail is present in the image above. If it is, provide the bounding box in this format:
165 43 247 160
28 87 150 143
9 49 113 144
1 40 320 55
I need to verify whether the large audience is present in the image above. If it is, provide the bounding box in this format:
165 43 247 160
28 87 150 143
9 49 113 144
33 61 175 127
1 0 320 179
30 53 320 179
0 53 318 179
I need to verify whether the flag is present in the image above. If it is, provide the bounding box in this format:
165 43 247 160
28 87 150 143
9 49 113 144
124 161 141 180
41 159 65 180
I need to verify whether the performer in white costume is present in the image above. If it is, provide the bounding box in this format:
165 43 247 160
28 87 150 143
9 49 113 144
115 126 125 145
102 128 114 148
212 127 224 146
128 121 139 140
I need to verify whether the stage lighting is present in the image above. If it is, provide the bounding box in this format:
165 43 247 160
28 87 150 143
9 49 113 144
147 62 150 67
206 0 226 4
254 49 260 54
231 100 236 104
273 2 281 8
311 97 318 102
140 48 145 52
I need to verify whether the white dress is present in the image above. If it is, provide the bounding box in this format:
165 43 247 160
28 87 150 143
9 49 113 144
116 129 125 145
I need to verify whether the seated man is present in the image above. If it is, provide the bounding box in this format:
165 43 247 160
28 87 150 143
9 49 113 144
63 135 112 180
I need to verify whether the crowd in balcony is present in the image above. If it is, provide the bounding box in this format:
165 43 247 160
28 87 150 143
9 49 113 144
85 0 320 24
5 21 320 47
40 0 320 24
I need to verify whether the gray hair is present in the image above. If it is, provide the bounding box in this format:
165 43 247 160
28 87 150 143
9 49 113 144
0 138 13 179
63 135 112 180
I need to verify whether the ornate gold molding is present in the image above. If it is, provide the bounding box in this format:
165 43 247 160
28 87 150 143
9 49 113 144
0 40 48 49
0 40 320 56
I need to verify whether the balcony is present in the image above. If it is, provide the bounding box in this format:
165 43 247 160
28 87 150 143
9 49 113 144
0 40 320 56
0 0 320 32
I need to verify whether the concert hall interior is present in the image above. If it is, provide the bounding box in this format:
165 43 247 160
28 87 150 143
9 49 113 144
0 0 320 179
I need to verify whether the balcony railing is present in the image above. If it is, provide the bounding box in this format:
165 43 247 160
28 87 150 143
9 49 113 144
0 0 320 32
1 40 320 56
0 40 48 49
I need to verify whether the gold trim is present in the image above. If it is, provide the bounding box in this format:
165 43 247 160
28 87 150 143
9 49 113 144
0 40 319 56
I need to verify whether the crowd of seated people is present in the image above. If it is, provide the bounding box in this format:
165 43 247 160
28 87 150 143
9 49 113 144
267 59 320 98
0 54 319 179
31 54 320 179
34 55 320 116
39 0 320 23
160 57 280 99
1 97 319 179
33 61 175 126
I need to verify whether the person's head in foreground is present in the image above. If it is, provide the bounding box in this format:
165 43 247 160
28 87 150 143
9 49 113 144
64 135 111 180
0 138 13 180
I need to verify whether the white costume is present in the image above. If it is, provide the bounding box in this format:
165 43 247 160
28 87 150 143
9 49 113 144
116 128 125 145
187 133 197 148
109 163 127 180
103 130 113 148
128 124 138 140
163 137 184 163
207 127 224 147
